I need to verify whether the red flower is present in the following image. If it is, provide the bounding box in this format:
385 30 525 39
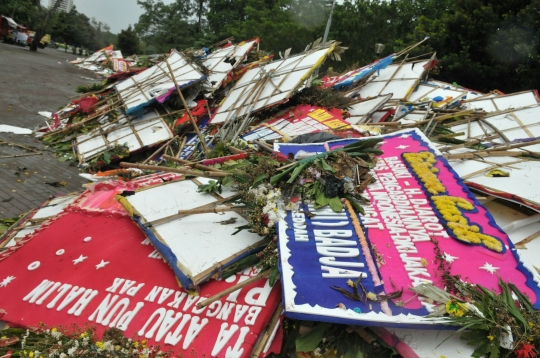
261 214 269 226
516 344 536 358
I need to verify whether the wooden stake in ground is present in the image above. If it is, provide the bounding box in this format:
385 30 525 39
197 270 271 309
164 59 209 155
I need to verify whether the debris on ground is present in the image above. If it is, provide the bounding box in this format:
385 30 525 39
2 36 540 358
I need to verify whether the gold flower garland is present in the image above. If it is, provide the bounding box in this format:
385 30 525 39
403 152 503 253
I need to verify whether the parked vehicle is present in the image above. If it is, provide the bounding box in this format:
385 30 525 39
26 32 51 48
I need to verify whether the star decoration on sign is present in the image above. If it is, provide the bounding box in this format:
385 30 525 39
0 276 15 287
96 260 110 270
73 255 88 265
399 134 412 138
395 145 410 150
443 252 458 263
480 262 499 274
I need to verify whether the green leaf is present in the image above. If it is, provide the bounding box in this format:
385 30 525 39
269 264 279 287
232 224 252 235
102 152 111 164
295 323 332 352
319 158 335 173
222 176 233 187
345 195 365 215
344 338 363 358
286 162 309 184
315 191 330 208
270 165 296 185
509 283 536 313
328 196 343 212
252 173 267 188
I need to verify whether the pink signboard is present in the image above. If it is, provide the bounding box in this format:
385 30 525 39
278 128 540 327
0 186 281 357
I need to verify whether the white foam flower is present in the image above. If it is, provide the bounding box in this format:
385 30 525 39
104 340 115 352
67 347 76 356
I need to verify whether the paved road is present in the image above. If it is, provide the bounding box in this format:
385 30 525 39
0 44 96 217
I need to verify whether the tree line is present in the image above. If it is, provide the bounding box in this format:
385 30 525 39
2 0 539 93
133 0 540 93
0 0 117 51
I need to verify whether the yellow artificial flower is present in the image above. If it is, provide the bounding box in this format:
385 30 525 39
487 335 494 341
366 292 377 301
95 341 105 349
445 300 466 317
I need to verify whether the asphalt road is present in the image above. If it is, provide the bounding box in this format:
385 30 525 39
0 43 96 217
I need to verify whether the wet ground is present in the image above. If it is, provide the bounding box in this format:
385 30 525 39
0 43 96 217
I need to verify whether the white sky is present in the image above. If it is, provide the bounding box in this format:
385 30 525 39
45 0 174 34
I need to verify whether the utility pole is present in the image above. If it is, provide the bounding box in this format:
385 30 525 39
313 0 336 79
322 0 336 44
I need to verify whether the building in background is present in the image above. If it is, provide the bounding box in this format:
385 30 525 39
48 0 73 12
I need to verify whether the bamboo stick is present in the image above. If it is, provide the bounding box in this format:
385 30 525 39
162 154 225 172
177 206 236 216
0 140 40 152
257 140 274 153
145 194 241 227
164 59 209 155
196 270 271 309
176 136 187 158
119 162 229 178
443 151 525 160
485 139 540 152
228 146 248 154
515 229 540 247
142 135 179 165
0 153 43 159
250 303 283 358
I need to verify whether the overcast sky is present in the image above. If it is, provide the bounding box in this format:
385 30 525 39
72 0 174 34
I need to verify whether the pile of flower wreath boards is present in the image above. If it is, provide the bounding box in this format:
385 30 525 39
2 36 540 358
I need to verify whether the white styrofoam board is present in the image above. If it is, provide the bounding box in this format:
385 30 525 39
346 95 392 124
463 91 539 113
449 104 540 144
203 40 258 93
32 195 78 220
212 46 335 124
407 83 467 105
126 180 216 222
75 111 173 162
355 60 431 100
116 51 205 113
154 211 259 277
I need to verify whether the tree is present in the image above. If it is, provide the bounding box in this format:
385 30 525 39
117 25 141 55
0 0 38 27
135 0 205 53
30 0 63 51
406 0 540 93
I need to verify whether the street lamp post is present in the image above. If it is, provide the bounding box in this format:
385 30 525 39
313 0 336 78
322 0 336 44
